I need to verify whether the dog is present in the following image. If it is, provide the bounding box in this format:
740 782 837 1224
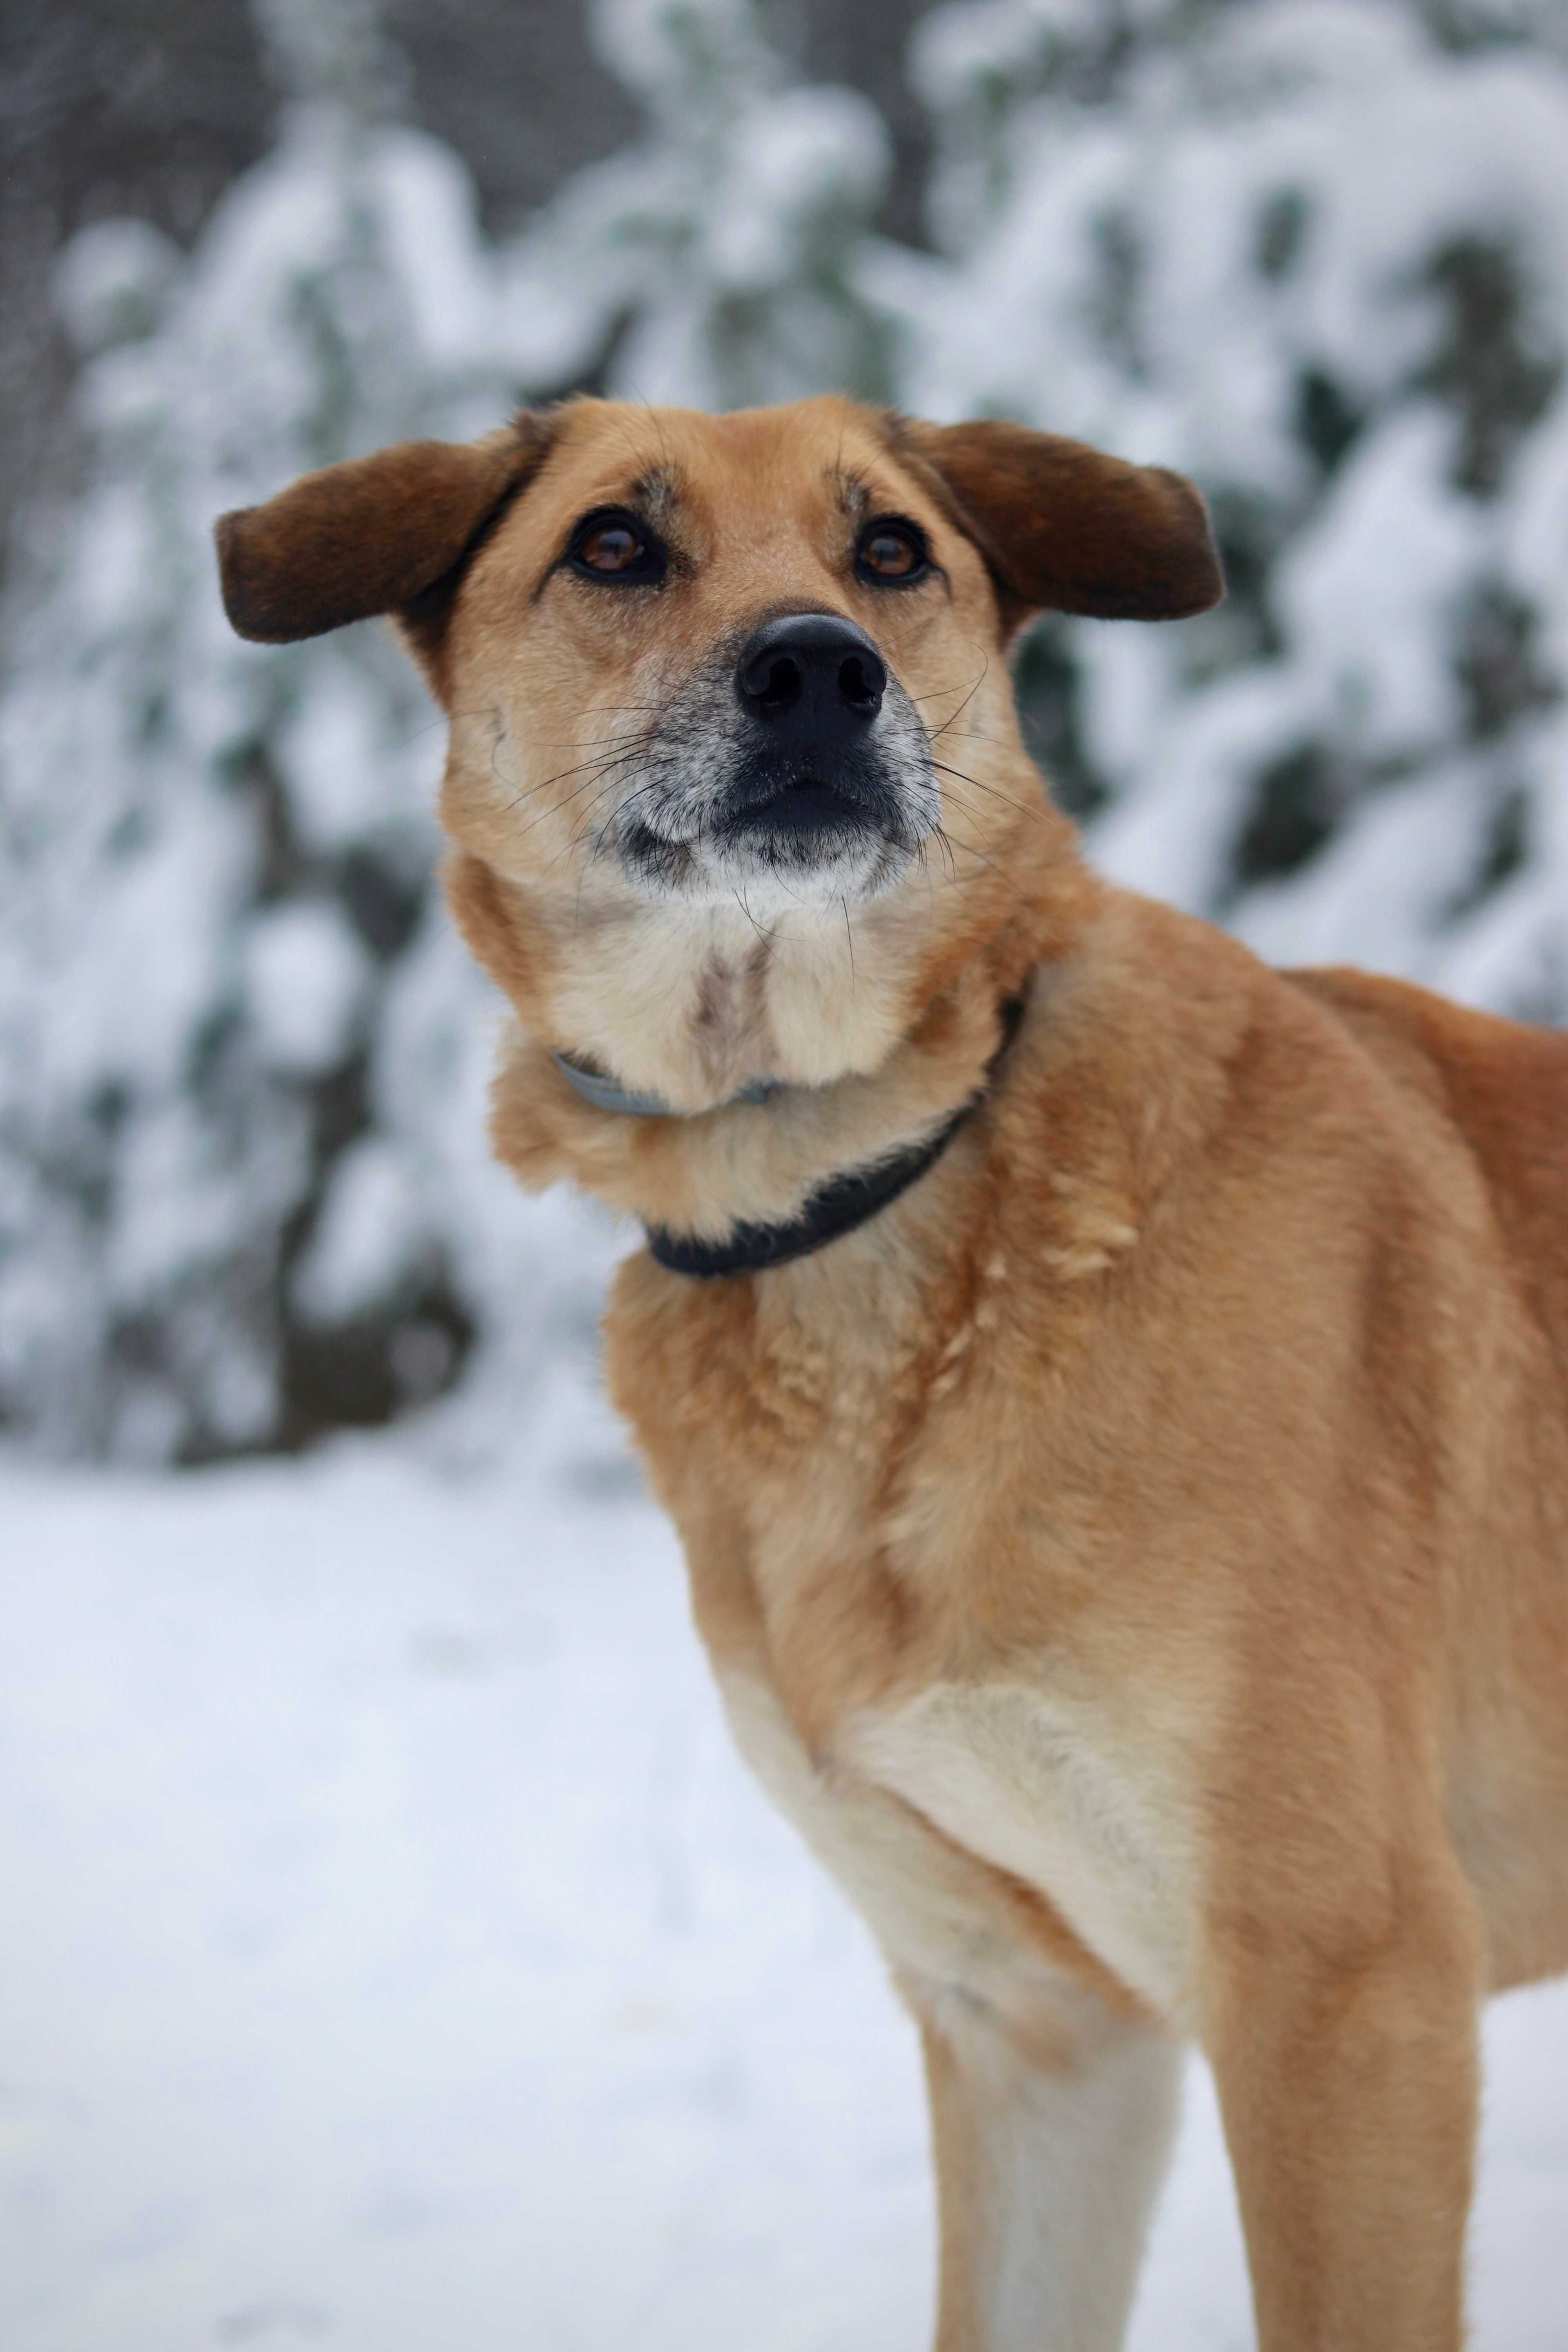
217 394 1568 2352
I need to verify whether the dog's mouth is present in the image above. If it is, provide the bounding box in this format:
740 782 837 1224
713 752 912 847
724 777 863 837
614 731 938 906
618 759 924 900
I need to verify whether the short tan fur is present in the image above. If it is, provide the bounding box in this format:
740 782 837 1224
219 394 1568 2352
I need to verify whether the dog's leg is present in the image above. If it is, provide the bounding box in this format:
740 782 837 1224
901 1974 1181 2352
1203 1859 1483 2352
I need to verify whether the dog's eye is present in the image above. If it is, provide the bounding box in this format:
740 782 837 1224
856 521 929 585
568 512 666 584
580 523 641 572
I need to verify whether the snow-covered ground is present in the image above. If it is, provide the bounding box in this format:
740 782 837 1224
2 1362 1565 2352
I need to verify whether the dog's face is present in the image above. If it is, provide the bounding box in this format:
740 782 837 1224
217 397 1219 1087
445 402 971 915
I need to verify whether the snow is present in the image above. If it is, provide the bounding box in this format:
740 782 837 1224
243 903 372 1078
903 0 1568 1013
289 1139 430 1326
0 0 923 1459
52 221 183 363
1270 403 1483 760
2 1377 1566 2352
503 0 897 415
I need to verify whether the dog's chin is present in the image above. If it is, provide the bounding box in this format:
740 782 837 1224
617 782 929 911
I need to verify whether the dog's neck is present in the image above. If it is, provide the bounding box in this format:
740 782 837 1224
468 880 973 1117
446 804 1098 1255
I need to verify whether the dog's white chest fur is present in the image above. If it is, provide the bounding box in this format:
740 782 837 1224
719 1669 1196 2020
847 1684 1196 2015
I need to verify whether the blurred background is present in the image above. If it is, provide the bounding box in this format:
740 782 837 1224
4 4 1568 2348
6 0 1568 1465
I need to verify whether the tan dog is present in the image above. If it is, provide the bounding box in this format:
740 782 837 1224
217 396 1568 2352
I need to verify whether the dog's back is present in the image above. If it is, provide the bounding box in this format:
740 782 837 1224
1292 967 1568 1385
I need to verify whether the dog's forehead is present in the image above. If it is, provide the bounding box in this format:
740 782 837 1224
537 397 918 536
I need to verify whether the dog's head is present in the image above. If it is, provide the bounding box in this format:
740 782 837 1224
219 398 1219 1125
217 397 1219 927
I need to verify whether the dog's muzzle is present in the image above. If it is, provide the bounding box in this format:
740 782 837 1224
611 610 938 903
716 612 897 851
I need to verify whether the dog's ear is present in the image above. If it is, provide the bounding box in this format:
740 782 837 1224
893 416 1223 635
214 412 555 689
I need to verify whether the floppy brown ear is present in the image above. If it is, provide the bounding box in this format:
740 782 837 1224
214 412 555 683
892 416 1223 633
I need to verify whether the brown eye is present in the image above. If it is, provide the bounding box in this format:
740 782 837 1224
857 521 929 584
566 510 666 585
580 522 642 572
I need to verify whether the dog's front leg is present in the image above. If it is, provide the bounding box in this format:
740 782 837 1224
1203 1861 1483 2352
900 1973 1181 2352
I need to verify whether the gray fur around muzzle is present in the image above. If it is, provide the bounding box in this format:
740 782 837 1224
604 611 940 904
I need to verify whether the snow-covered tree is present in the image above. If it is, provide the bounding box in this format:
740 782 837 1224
900 0 1568 1014
0 0 904 1460
501 0 898 409
0 0 606 1459
8 0 1568 1462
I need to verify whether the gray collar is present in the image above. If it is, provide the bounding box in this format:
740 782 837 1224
550 1047 782 1120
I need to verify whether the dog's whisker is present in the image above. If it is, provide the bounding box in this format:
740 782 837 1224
916 662 991 744
929 816 1009 888
500 745 642 805
517 728 658 753
499 741 662 827
558 764 685 869
929 759 1053 831
730 887 771 944
929 691 990 750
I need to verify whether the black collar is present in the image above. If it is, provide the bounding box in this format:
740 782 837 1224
646 993 1025 1280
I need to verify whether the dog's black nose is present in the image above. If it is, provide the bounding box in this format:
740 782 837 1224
735 613 887 739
